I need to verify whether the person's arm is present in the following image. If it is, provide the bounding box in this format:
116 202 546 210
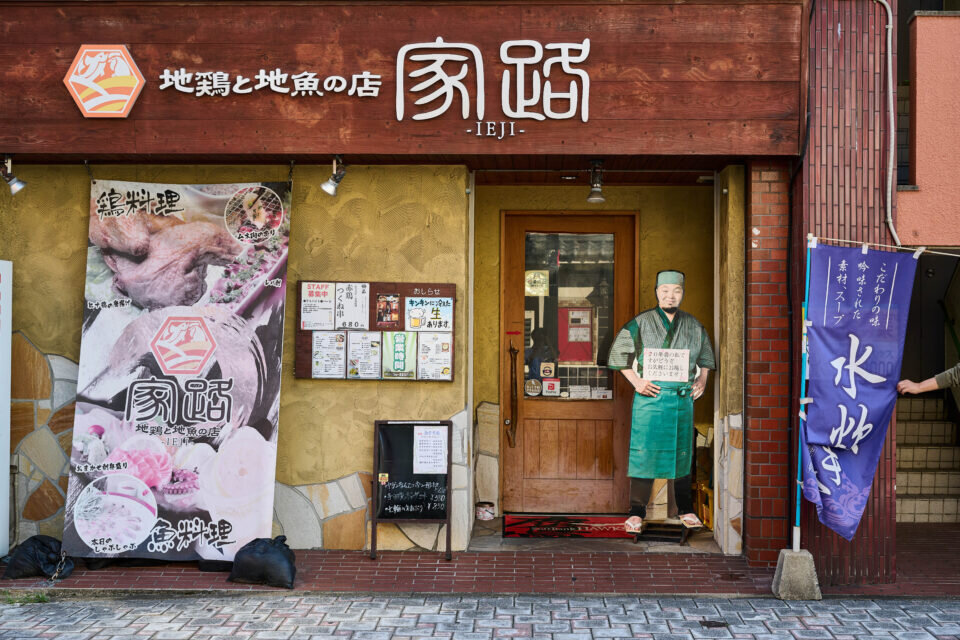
898 361 960 394
897 377 940 395
619 368 660 397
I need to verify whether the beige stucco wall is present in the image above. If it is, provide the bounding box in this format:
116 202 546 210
0 163 470 488
472 185 716 421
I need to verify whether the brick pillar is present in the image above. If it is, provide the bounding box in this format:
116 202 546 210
744 160 792 566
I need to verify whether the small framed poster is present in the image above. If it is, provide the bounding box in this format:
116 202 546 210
382 331 417 379
347 331 382 379
417 332 453 381
312 330 346 378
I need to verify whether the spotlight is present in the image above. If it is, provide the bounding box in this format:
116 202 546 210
2 157 25 196
321 155 347 197
586 160 605 203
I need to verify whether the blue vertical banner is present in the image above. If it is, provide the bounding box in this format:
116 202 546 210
801 244 917 540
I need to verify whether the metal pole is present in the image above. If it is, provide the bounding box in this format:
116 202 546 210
794 237 815 553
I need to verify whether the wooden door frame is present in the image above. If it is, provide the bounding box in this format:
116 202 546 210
497 210 641 513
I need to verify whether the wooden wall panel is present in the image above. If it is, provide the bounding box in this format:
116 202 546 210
2 1 803 158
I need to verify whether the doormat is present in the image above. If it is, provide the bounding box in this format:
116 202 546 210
503 514 633 538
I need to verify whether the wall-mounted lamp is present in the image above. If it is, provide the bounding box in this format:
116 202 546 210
586 160 605 204
2 157 26 196
321 155 347 197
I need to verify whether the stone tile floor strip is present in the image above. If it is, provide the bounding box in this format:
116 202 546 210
0 595 959 640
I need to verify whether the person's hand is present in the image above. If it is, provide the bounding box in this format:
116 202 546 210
634 378 660 397
692 379 706 400
897 379 922 395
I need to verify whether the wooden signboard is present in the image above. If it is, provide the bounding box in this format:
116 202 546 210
370 420 452 561
295 281 456 382
2 3 801 158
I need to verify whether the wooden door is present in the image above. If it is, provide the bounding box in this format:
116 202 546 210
500 212 638 513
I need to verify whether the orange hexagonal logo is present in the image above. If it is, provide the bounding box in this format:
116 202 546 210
150 317 218 376
63 45 145 118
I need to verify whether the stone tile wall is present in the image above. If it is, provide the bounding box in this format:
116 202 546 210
10 332 77 543
9 330 475 552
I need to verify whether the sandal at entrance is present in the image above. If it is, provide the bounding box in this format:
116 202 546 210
679 513 703 529
624 515 643 533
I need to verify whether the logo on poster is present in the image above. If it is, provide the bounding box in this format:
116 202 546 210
63 45 145 118
150 317 218 376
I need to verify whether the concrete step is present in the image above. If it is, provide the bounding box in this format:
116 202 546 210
896 396 947 421
898 470 960 495
896 421 957 446
897 494 960 523
897 445 960 470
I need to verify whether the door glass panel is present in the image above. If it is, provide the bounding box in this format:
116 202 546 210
523 232 615 400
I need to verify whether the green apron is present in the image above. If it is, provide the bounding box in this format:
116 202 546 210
627 307 695 479
628 382 694 478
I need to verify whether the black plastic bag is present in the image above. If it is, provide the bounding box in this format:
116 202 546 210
2 535 74 580
227 535 296 589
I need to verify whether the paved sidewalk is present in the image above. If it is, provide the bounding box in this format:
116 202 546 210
1 593 960 640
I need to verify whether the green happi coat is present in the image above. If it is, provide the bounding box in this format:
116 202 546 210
607 308 716 479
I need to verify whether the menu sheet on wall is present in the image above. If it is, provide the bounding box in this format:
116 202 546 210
336 282 369 330
382 331 417 379
347 331 382 379
405 297 453 331
301 282 335 330
417 332 453 381
312 331 347 378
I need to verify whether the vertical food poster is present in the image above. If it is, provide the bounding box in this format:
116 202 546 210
64 179 291 561
301 282 334 330
375 293 401 329
382 331 417 379
405 297 453 331
335 282 369 330
312 331 347 378
417 332 453 381
347 331 381 379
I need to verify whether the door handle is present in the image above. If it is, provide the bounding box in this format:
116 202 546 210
506 340 520 448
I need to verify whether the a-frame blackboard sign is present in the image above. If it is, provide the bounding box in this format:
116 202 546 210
370 420 453 561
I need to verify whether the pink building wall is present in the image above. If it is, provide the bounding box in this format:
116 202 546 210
898 14 960 246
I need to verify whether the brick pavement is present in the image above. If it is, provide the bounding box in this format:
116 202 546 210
1 593 960 640
2 545 959 596
0 552 774 596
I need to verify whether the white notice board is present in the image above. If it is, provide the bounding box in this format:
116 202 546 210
642 348 690 382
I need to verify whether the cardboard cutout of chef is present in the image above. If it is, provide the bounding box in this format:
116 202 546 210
607 270 715 533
